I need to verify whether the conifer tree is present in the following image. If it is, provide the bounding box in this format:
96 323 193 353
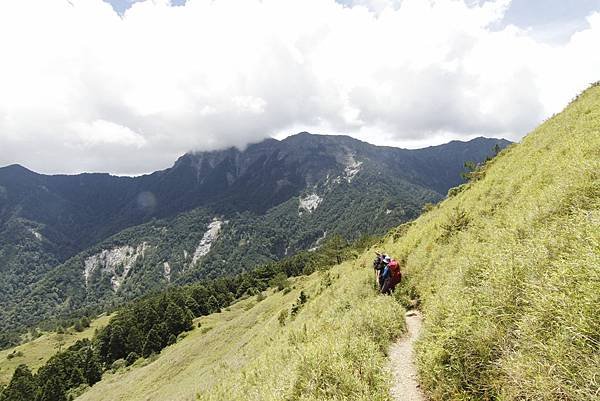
107 323 127 362
124 325 143 355
142 326 162 358
165 302 192 335
0 364 37 401
206 295 219 313
36 374 66 401
81 347 102 386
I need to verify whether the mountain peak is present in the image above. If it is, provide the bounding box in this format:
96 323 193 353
0 163 38 178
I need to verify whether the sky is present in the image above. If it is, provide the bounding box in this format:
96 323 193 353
0 0 599 175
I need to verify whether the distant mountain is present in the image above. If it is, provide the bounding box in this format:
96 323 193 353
0 133 509 341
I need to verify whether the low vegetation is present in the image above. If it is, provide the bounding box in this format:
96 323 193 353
0 315 110 388
76 258 404 401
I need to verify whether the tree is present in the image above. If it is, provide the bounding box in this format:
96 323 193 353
36 374 66 401
54 334 65 353
142 326 163 358
291 291 309 316
73 321 83 332
125 352 139 366
269 273 289 291
461 161 477 181
206 295 219 314
124 325 143 356
0 364 37 401
164 302 192 335
167 334 177 346
80 347 102 386
107 323 127 362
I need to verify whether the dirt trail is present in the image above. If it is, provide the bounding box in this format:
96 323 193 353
389 310 426 401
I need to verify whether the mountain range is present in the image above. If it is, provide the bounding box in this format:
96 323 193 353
0 132 509 343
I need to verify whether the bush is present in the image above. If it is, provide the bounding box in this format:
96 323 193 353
290 291 308 317
110 358 128 372
438 207 470 243
126 352 139 366
6 350 23 360
277 309 288 326
167 334 177 345
269 273 289 292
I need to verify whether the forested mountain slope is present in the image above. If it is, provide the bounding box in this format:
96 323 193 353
0 134 508 262
0 134 507 342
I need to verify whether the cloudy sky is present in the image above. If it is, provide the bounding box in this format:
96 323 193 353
1 0 599 175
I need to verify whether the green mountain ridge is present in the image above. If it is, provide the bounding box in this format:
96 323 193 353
0 134 508 343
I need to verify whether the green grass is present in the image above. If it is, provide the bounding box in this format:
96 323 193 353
76 261 405 401
0 314 111 387
383 84 600 400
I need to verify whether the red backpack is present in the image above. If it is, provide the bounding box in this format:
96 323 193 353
388 260 402 285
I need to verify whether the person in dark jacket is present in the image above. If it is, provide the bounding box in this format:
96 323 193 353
378 255 391 291
373 252 387 284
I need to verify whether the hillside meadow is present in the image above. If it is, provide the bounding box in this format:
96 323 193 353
0 315 111 387
386 84 600 400
76 260 405 401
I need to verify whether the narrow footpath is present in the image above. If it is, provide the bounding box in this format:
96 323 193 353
389 310 426 401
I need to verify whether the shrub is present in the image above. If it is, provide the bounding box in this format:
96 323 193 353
110 359 128 372
6 350 23 360
167 334 177 345
277 309 288 326
438 207 470 243
126 352 139 366
269 273 289 292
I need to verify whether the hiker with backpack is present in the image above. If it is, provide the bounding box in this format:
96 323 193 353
373 252 388 286
379 256 402 295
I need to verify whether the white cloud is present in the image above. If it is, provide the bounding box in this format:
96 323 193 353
0 0 598 175
68 120 147 147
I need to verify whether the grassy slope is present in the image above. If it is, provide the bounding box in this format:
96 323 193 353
77 260 405 401
383 85 600 400
0 314 111 386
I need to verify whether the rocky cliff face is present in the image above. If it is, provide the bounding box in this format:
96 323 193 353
83 243 149 291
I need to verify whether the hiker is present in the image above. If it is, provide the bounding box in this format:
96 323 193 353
373 252 388 287
380 257 402 295
378 255 391 291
